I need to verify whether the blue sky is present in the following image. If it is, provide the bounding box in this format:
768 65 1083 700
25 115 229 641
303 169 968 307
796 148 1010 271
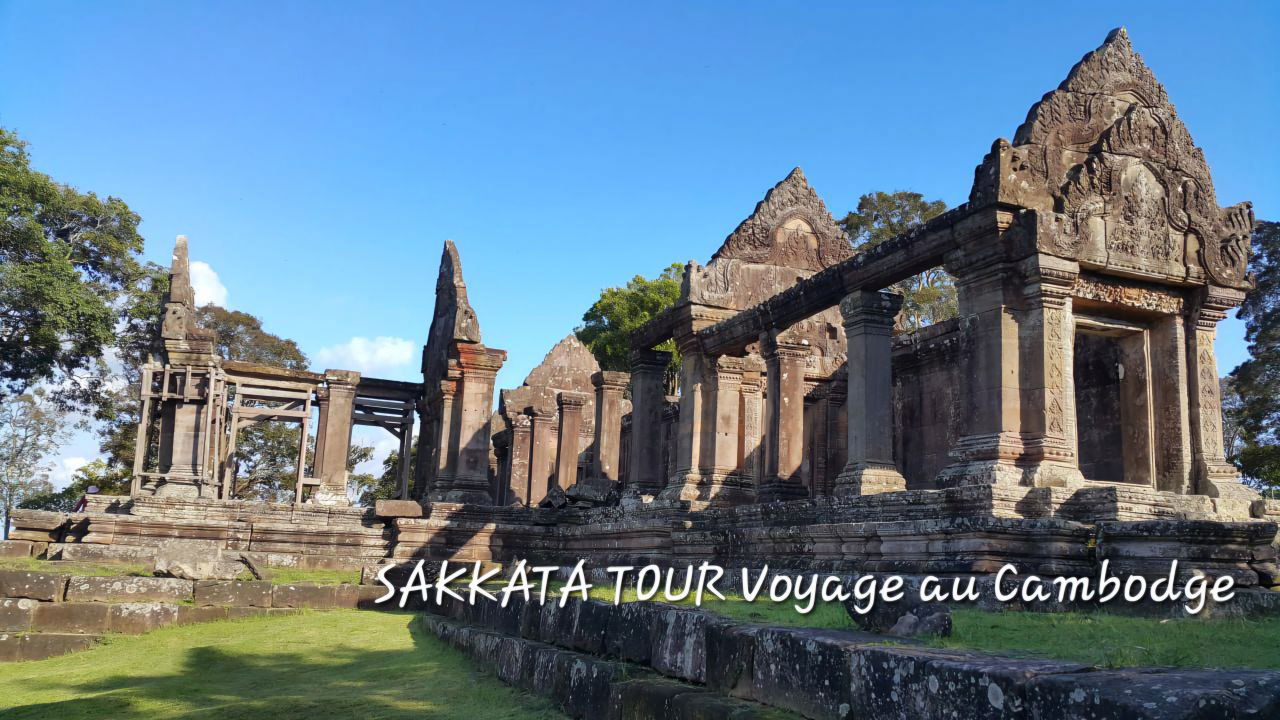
2 2 1276 485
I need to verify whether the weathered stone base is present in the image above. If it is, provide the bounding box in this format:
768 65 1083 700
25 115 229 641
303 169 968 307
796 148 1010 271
419 591 1280 720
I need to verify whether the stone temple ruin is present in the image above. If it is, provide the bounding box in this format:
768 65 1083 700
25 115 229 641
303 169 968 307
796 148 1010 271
8 30 1277 589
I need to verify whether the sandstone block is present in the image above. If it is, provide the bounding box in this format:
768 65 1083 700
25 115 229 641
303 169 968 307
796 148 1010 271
0 571 68 602
1025 667 1280 719
374 500 424 518
704 620 761 699
32 601 111 634
0 540 34 558
66 576 194 604
153 539 243 580
194 580 272 607
0 632 99 662
272 583 340 609
175 605 229 625
0 598 37 632
109 603 180 634
649 608 709 683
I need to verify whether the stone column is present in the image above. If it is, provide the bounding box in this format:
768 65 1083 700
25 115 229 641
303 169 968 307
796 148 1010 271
664 335 708 498
507 414 533 506
626 349 671 494
834 290 906 496
808 386 830 497
315 369 360 505
444 345 505 504
312 387 330 480
1017 255 1084 488
410 395 434 499
591 371 629 482
738 370 764 491
429 379 459 499
1188 286 1256 516
527 405 556 505
759 331 809 502
555 392 588 490
157 394 205 496
1150 315 1192 494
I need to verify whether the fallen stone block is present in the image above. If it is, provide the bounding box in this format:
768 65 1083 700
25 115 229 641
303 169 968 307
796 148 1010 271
844 593 952 638
32 601 111 634
0 571 68 602
194 580 272 607
0 598 37 632
66 576 194 604
108 602 180 634
153 539 244 580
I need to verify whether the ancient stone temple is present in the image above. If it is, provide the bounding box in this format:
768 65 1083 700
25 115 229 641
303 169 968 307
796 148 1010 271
8 30 1276 587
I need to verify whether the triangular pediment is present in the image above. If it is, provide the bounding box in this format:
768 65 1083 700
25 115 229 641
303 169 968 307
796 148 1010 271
710 167 852 272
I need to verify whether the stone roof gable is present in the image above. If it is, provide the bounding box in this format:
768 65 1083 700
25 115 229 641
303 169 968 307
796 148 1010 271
970 28 1252 290
710 167 852 272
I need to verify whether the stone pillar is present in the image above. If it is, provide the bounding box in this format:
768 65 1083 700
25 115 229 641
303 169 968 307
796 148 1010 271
759 331 809 502
626 349 671 494
315 369 360 505
591 371 629 482
507 414 533 506
429 379 459 499
312 388 331 480
410 395 433 499
738 370 764 491
527 405 556 505
664 336 708 498
555 392 588 490
808 386 830 497
1188 286 1257 516
1150 315 1192 494
834 291 906 496
444 345 505 504
1017 255 1084 488
157 395 205 494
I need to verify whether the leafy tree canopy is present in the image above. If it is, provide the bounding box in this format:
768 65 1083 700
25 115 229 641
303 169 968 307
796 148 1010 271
1228 220 1280 489
576 263 682 380
0 128 144 409
840 191 955 331
1 389 71 537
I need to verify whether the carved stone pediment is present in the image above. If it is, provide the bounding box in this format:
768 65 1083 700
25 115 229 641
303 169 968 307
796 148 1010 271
709 167 852 273
970 28 1252 290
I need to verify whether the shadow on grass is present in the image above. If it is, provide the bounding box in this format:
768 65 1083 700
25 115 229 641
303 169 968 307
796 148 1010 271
5 614 559 720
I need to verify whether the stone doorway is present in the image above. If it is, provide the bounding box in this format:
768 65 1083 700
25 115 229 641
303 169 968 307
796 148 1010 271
1072 316 1156 486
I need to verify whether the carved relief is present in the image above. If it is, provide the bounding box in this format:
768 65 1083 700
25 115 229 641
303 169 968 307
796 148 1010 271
971 28 1252 291
711 167 852 272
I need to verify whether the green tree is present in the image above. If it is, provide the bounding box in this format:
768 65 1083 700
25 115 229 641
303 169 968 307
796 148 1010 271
576 263 682 390
0 128 144 409
0 390 71 537
840 191 954 330
1228 220 1280 489
352 445 415 507
19 459 128 514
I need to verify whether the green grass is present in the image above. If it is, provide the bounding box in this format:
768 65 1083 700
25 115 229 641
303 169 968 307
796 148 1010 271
0 610 563 720
257 567 361 586
583 587 1280 670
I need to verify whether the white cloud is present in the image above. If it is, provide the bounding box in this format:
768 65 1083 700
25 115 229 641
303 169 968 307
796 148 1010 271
314 336 416 377
50 457 88 490
190 261 228 307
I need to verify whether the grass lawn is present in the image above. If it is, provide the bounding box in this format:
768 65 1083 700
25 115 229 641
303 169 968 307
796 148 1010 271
585 586 1280 670
0 610 564 720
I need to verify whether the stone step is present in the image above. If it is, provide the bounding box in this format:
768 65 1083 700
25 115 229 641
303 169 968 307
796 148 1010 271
421 614 794 719
0 632 101 662
419 591 1280 720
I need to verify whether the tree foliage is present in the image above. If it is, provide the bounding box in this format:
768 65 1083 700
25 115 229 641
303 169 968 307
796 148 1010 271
0 128 144 409
1 390 71 537
840 191 955 331
1228 220 1280 489
353 446 415 508
19 459 127 514
576 263 682 388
